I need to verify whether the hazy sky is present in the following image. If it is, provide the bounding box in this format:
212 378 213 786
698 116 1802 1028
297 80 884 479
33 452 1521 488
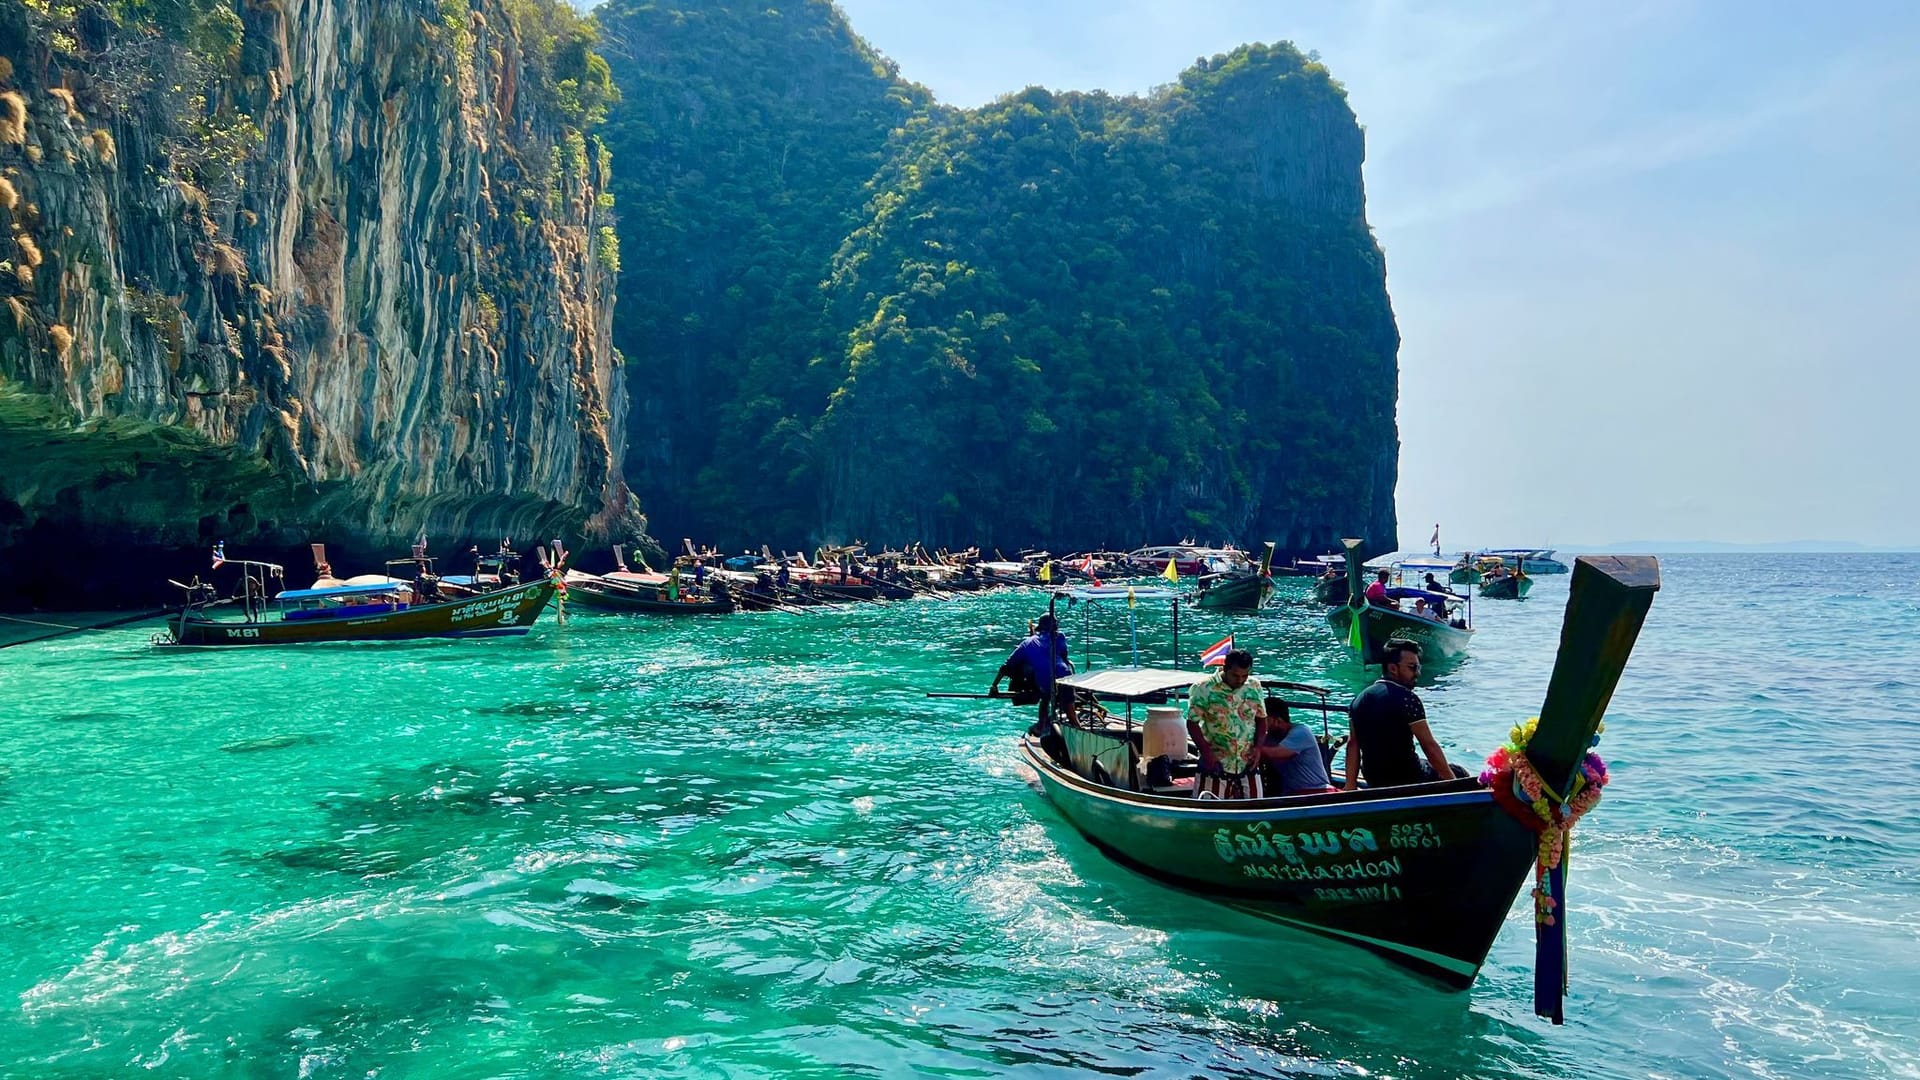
831 0 1920 548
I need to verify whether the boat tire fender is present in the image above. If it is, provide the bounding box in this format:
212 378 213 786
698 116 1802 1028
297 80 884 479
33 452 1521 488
1091 759 1114 788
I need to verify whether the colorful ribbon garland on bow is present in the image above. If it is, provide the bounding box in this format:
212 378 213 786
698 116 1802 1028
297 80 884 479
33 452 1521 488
548 567 569 626
1481 716 1609 1023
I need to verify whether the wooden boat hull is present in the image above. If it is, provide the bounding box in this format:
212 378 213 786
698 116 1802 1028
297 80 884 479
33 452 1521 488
1023 738 1536 987
731 589 786 612
161 579 556 646
799 581 880 602
1447 568 1482 585
567 581 734 614
1196 574 1272 610
861 578 921 601
1326 602 1473 663
1478 576 1533 600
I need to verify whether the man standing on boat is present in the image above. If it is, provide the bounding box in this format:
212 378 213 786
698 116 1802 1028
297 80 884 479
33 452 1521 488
989 614 1074 763
1342 640 1455 790
1187 649 1267 799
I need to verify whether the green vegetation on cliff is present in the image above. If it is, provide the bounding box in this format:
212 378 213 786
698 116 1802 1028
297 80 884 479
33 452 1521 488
597 0 1399 553
595 0 930 543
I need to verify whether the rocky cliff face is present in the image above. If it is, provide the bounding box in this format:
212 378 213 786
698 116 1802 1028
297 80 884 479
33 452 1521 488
0 0 634 607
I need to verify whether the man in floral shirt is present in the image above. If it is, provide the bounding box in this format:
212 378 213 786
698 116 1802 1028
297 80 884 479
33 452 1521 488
1186 649 1268 799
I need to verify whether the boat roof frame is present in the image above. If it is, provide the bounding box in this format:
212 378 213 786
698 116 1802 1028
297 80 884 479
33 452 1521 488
1057 666 1208 702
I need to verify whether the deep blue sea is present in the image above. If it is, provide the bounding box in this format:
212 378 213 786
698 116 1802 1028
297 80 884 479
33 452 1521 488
0 553 1916 1078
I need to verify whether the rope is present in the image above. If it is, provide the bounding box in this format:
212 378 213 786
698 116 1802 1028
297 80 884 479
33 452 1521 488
0 609 172 649
0 614 88 630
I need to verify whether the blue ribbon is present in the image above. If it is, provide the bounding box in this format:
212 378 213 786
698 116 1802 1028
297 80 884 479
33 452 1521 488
1534 857 1568 1024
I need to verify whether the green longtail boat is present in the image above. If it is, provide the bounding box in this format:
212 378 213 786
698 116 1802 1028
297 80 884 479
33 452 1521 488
1479 571 1533 600
1325 539 1474 663
1195 543 1275 611
1020 553 1661 1017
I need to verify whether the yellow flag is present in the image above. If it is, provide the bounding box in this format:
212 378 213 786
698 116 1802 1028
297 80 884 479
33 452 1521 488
1039 560 1052 583
1127 585 1137 608
1162 557 1179 583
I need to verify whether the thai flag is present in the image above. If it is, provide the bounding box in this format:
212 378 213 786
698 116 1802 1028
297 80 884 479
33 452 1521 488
211 541 226 569
1200 633 1234 666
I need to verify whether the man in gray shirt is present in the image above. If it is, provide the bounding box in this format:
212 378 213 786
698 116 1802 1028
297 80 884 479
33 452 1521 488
1260 698 1336 794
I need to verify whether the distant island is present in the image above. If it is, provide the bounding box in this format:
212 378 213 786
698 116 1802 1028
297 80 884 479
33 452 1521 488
1568 541 1920 554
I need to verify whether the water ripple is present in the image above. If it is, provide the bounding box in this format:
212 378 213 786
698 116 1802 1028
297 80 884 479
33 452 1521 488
1 554 1918 1077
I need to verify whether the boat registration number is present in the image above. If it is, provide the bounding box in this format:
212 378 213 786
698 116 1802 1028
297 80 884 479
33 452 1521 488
1389 822 1443 849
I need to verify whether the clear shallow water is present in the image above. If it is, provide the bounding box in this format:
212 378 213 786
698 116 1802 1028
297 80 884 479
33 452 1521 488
0 554 1916 1078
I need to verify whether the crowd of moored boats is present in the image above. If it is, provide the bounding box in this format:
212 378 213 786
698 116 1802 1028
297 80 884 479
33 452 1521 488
151 536 1570 653
145 532 1655 1022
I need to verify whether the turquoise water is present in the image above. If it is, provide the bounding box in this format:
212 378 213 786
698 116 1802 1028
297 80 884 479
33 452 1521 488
1 554 1916 1078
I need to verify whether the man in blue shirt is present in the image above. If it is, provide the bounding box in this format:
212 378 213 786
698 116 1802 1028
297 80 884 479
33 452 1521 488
990 614 1075 762
989 614 1073 708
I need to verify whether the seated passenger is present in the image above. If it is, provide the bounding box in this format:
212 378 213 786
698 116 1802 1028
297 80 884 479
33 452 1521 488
1259 698 1337 795
1364 568 1398 609
1342 639 1465 789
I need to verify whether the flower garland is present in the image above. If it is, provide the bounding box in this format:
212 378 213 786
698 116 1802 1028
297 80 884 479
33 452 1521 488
1481 717 1609 925
548 567 569 626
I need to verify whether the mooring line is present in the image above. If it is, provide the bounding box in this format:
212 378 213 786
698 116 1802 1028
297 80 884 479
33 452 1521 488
0 610 171 649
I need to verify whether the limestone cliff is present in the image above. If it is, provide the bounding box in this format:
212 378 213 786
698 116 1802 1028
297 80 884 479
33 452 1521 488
0 0 635 606
596 14 1399 555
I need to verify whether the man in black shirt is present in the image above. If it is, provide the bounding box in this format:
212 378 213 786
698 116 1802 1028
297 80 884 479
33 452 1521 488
1342 639 1454 789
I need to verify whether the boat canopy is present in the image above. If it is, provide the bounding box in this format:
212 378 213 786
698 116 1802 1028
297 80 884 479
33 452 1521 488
1394 558 1454 573
1057 667 1208 702
1384 586 1458 604
275 581 410 602
1057 585 1183 602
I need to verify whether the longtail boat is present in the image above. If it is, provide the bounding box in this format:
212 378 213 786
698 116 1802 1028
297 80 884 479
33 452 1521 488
564 576 735 615
557 546 736 614
1479 569 1533 600
1326 539 1474 663
438 541 527 598
1195 542 1275 611
1310 569 1348 605
156 555 556 647
1020 553 1659 1018
1448 554 1485 585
